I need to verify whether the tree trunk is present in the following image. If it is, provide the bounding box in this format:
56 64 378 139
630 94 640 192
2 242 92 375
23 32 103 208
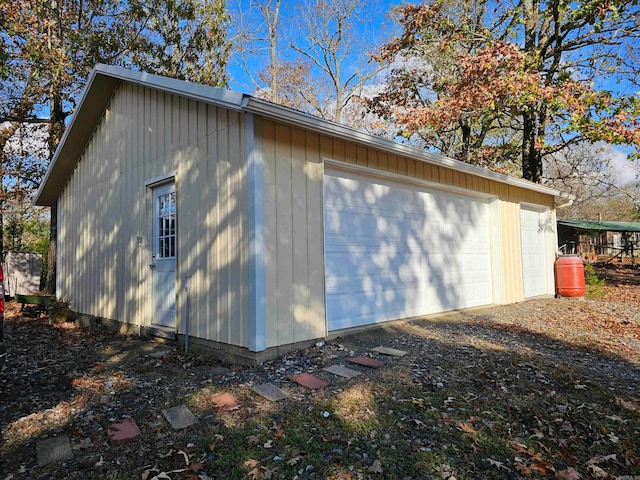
522 112 542 182
460 122 471 163
521 0 543 183
45 205 57 293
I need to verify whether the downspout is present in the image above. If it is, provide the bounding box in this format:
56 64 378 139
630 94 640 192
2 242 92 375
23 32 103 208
554 194 574 210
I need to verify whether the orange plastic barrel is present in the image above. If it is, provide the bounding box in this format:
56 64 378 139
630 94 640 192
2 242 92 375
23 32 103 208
555 255 586 297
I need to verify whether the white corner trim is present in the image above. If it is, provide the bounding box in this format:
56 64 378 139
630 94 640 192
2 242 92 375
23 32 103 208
145 171 177 188
319 160 329 339
323 158 498 200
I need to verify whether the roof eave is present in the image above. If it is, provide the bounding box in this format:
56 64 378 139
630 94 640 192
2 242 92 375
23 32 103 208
35 64 572 207
34 68 117 206
244 97 570 201
35 64 245 206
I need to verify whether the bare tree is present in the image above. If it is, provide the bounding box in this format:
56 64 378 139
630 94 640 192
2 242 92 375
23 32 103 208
230 0 283 101
291 0 380 123
545 143 639 220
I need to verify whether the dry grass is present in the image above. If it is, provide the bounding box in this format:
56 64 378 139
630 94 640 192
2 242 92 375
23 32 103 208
1 267 639 478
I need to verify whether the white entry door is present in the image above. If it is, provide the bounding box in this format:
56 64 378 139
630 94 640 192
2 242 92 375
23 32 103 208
324 168 493 331
520 206 549 298
151 182 176 328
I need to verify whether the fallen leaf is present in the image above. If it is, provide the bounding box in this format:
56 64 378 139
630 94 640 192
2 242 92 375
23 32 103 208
247 468 262 480
263 439 273 448
246 435 260 444
95 455 104 467
555 467 581 479
368 459 384 473
177 449 190 465
484 458 511 471
262 467 275 479
458 422 477 434
586 454 617 465
530 461 554 474
150 473 171 480
244 459 260 469
515 462 532 476
158 449 175 459
586 464 609 478
615 397 639 412
142 467 159 480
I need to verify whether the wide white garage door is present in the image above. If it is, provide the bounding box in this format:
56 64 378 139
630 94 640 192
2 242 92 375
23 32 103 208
520 206 549 298
324 168 493 331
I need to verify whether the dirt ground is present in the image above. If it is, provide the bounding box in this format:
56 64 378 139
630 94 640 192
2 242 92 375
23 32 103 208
0 264 639 479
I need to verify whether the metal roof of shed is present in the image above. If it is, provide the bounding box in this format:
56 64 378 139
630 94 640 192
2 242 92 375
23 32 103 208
35 64 575 206
558 218 640 233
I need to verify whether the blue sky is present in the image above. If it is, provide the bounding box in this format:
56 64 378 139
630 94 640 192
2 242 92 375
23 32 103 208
220 0 638 185
225 0 403 93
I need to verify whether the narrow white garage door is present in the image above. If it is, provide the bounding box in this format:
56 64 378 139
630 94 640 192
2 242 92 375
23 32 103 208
324 168 493 331
520 206 549 298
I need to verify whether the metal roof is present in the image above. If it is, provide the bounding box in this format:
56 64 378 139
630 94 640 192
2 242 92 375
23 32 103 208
35 64 575 206
558 218 640 233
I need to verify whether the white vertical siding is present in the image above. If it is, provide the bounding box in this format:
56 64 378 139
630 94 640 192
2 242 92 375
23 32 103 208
57 83 249 348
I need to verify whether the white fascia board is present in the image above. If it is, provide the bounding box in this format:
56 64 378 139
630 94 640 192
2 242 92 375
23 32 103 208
35 64 247 206
34 67 107 205
92 64 246 111
243 97 575 203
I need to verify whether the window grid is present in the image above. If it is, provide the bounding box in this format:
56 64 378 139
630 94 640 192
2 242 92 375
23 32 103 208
157 192 176 259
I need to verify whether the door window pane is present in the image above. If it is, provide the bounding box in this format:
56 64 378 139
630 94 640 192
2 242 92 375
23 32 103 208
157 191 176 258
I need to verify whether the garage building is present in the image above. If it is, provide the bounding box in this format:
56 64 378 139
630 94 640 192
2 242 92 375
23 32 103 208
35 65 570 363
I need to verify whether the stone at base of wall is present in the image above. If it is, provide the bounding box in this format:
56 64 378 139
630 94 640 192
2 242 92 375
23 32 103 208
71 311 320 365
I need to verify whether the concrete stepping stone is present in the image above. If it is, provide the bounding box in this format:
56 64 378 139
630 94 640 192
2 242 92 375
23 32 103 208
370 346 408 357
323 365 362 379
162 405 198 430
107 418 142 445
210 367 232 376
36 435 73 466
289 373 329 390
252 383 289 401
348 356 384 368
210 392 240 411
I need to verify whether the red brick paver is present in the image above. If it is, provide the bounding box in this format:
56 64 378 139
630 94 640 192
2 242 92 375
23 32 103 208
348 356 384 368
107 418 141 445
289 373 329 390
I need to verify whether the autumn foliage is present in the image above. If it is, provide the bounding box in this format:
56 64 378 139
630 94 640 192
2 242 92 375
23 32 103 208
368 1 640 181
